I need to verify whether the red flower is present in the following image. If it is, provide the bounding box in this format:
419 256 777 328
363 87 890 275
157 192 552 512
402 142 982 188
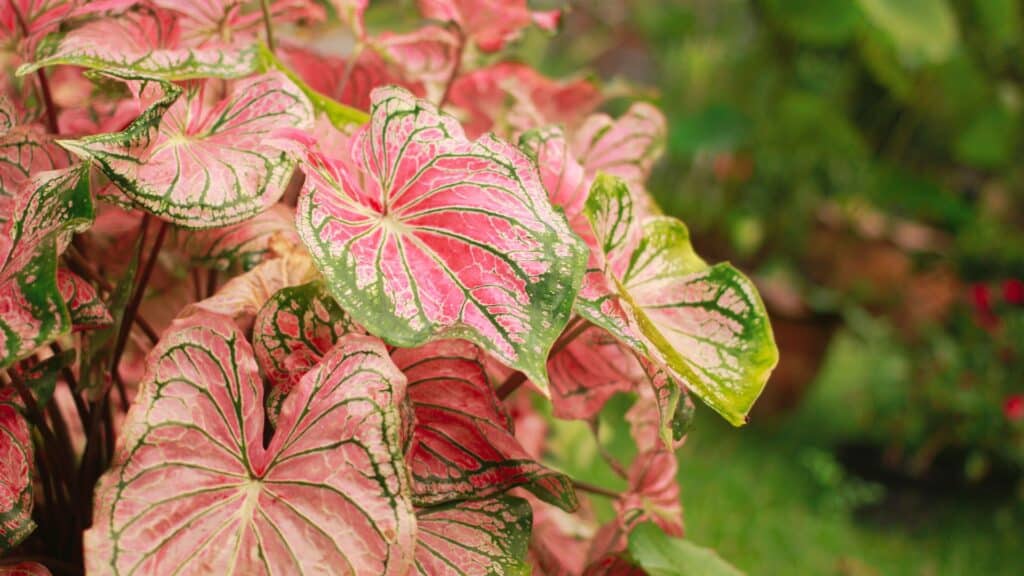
970 283 998 329
1003 279 1024 306
1004 395 1024 423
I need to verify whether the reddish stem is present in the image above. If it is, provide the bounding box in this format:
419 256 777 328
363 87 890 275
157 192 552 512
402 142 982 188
438 28 465 108
496 317 589 399
8 0 59 133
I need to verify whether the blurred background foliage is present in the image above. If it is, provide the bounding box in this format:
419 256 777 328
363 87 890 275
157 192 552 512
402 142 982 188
511 0 1024 573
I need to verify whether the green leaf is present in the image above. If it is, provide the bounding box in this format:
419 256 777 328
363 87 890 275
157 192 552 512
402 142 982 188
855 0 959 64
628 522 744 576
579 174 778 427
256 43 370 127
763 0 861 46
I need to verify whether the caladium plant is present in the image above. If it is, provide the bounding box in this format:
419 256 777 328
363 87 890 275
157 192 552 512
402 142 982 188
0 1 776 574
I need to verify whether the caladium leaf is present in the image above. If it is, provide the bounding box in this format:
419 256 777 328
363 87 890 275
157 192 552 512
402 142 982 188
371 26 460 101
414 496 532 576
85 313 417 575
418 0 559 53
450 63 602 140
1 0 74 56
294 86 587 390
18 6 261 79
573 103 667 187
393 340 578 511
0 115 73 225
185 247 317 322
548 325 642 421
0 387 34 552
58 268 113 330
579 174 778 427
62 72 313 229
252 279 362 422
177 204 300 271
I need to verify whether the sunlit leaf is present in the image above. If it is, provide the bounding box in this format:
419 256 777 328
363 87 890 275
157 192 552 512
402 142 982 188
85 313 417 575
61 72 313 229
393 340 578 511
628 522 744 576
252 279 361 422
58 268 113 330
293 86 587 390
414 496 532 576
579 174 778 427
18 6 260 79
0 388 34 552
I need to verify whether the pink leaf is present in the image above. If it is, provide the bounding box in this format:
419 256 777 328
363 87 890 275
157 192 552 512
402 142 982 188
413 496 532 575
330 0 368 37
57 268 113 330
0 562 50 576
418 0 560 52
0 388 34 552
370 26 460 101
573 103 667 187
293 86 587 390
85 313 417 574
450 62 602 139
0 104 72 225
62 72 314 228
176 204 301 271
393 339 578 511
0 0 74 56
548 325 642 421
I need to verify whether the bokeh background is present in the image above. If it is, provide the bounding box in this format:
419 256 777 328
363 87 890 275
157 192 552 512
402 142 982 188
508 1 1024 574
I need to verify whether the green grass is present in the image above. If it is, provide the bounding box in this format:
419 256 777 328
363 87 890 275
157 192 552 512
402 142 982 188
676 334 1024 576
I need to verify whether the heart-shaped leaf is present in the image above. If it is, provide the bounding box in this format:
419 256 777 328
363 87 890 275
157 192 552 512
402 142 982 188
579 174 778 427
393 339 578 511
61 71 313 229
18 6 260 79
0 387 35 552
252 279 362 422
0 108 73 225
414 496 532 576
547 324 642 421
85 312 417 575
58 268 113 330
293 86 587 390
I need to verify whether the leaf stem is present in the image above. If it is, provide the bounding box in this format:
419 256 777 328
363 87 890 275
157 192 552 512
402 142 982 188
572 480 620 499
8 0 59 132
259 0 276 54
438 28 465 108
496 316 590 399
64 248 159 344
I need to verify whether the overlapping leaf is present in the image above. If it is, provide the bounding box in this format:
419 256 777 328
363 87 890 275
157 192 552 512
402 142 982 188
0 98 73 225
418 0 559 52
579 174 778 427
57 268 113 329
18 6 260 80
85 313 417 575
413 496 532 576
62 72 313 229
572 103 667 187
393 340 578 511
0 388 34 552
293 86 587 390
252 279 361 422
547 324 642 421
1 0 74 55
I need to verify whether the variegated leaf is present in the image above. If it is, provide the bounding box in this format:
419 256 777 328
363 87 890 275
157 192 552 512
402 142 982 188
572 103 667 187
518 126 589 242
418 0 559 53
579 174 778 427
152 0 324 45
0 114 73 225
0 387 34 552
18 6 260 79
393 339 578 511
85 313 417 575
176 204 300 271
294 86 587 390
371 26 460 101
252 279 361 422
1 0 74 55
414 496 532 576
58 268 113 330
62 72 313 229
